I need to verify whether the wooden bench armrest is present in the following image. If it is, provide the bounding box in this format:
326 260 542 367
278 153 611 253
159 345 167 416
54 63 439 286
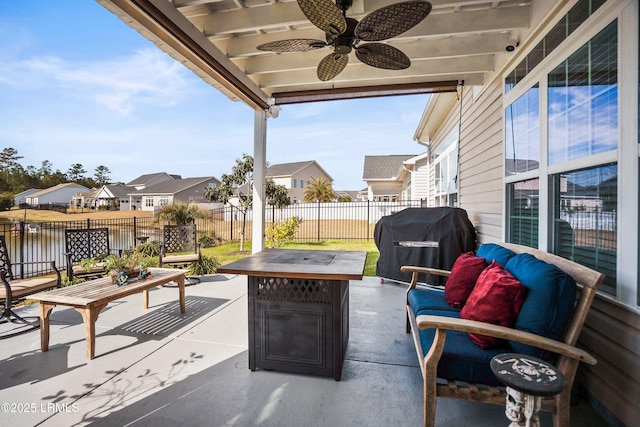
416 314 597 365
400 266 451 290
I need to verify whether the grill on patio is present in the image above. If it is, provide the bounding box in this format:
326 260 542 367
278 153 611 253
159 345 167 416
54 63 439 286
374 207 476 285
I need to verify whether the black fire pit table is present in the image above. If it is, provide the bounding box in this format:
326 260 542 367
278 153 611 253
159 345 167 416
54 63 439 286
218 249 367 380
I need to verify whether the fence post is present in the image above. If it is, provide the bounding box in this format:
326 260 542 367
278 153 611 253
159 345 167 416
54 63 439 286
133 216 138 243
86 218 91 229
317 201 321 241
367 200 370 240
18 221 25 278
230 205 234 241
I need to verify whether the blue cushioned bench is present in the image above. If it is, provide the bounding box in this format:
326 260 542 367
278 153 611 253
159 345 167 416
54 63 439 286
401 242 605 427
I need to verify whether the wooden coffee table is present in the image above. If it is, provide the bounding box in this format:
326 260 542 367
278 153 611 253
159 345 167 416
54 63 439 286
218 249 367 380
30 268 187 360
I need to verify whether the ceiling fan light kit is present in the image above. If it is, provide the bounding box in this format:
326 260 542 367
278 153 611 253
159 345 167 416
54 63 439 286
256 0 432 81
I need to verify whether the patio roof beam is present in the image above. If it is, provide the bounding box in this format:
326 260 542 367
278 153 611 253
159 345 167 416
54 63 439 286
272 81 459 105
255 55 490 91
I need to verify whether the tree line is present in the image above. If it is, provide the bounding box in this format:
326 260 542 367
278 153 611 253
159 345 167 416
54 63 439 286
0 148 351 212
0 147 112 194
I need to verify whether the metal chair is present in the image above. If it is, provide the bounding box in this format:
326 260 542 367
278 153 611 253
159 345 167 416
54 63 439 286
64 228 119 280
0 235 61 337
159 224 201 286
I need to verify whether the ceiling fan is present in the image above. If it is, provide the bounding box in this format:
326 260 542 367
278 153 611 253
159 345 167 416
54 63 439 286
256 0 432 81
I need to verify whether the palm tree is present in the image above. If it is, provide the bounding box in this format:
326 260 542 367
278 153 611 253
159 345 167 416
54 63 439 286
303 177 336 202
156 201 206 225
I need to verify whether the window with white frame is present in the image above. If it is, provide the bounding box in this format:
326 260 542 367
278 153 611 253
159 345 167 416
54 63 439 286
504 2 629 299
507 178 539 248
159 197 169 206
145 197 154 207
550 164 618 295
433 132 458 207
505 85 540 176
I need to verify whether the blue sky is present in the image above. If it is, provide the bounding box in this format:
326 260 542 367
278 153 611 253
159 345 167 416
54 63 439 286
0 0 429 191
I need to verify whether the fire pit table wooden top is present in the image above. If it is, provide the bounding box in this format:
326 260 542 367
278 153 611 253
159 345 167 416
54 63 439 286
217 249 367 281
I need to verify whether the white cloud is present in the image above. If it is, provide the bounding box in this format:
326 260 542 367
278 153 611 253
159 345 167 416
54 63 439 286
59 49 191 113
3 48 192 116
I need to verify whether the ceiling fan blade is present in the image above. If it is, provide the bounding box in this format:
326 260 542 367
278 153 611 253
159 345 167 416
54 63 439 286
317 52 349 81
257 39 327 52
298 0 347 36
355 1 432 41
355 43 410 70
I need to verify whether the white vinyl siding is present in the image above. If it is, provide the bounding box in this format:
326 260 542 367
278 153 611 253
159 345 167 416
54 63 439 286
459 80 505 243
413 158 430 201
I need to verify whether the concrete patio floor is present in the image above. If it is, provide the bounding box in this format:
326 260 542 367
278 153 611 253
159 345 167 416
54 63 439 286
0 274 607 427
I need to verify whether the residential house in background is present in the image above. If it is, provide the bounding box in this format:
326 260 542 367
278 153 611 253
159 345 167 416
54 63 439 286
334 189 360 202
267 161 333 203
129 176 221 212
25 183 91 209
362 155 417 202
398 152 431 202
356 189 369 201
13 188 40 207
127 172 180 190
126 172 181 210
90 183 136 211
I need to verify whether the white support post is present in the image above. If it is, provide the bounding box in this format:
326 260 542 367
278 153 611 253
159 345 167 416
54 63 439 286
252 108 267 253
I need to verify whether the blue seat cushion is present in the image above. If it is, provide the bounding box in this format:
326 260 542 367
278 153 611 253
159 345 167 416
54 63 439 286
408 288 460 316
416 309 508 386
476 243 517 267
505 253 577 358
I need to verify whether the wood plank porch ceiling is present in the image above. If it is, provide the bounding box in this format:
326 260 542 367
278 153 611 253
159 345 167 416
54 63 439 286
98 0 531 108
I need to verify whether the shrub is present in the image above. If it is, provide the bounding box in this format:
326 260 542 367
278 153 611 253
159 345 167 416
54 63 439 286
61 274 86 287
197 234 220 248
134 241 161 257
0 193 14 211
265 216 302 248
189 255 220 276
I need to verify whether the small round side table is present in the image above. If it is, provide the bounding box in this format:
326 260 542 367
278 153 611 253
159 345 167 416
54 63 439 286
490 353 565 427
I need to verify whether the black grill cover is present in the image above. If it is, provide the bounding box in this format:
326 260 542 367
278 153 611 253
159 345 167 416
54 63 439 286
374 207 476 285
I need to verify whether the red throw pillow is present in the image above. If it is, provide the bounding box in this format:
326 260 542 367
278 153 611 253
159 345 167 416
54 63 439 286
460 261 527 349
445 252 488 308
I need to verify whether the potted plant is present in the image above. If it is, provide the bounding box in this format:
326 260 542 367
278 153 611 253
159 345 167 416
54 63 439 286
104 251 152 285
78 254 106 273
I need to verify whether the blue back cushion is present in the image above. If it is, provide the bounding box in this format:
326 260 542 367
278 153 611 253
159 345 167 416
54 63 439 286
505 253 577 357
476 243 516 267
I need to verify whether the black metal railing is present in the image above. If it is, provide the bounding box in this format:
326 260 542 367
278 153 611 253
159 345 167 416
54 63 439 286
1 200 424 277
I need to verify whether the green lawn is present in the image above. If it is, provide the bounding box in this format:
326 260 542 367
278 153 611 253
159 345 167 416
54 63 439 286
202 240 380 276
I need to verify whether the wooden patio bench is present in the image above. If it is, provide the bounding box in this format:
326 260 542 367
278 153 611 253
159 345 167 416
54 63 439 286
402 242 605 427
